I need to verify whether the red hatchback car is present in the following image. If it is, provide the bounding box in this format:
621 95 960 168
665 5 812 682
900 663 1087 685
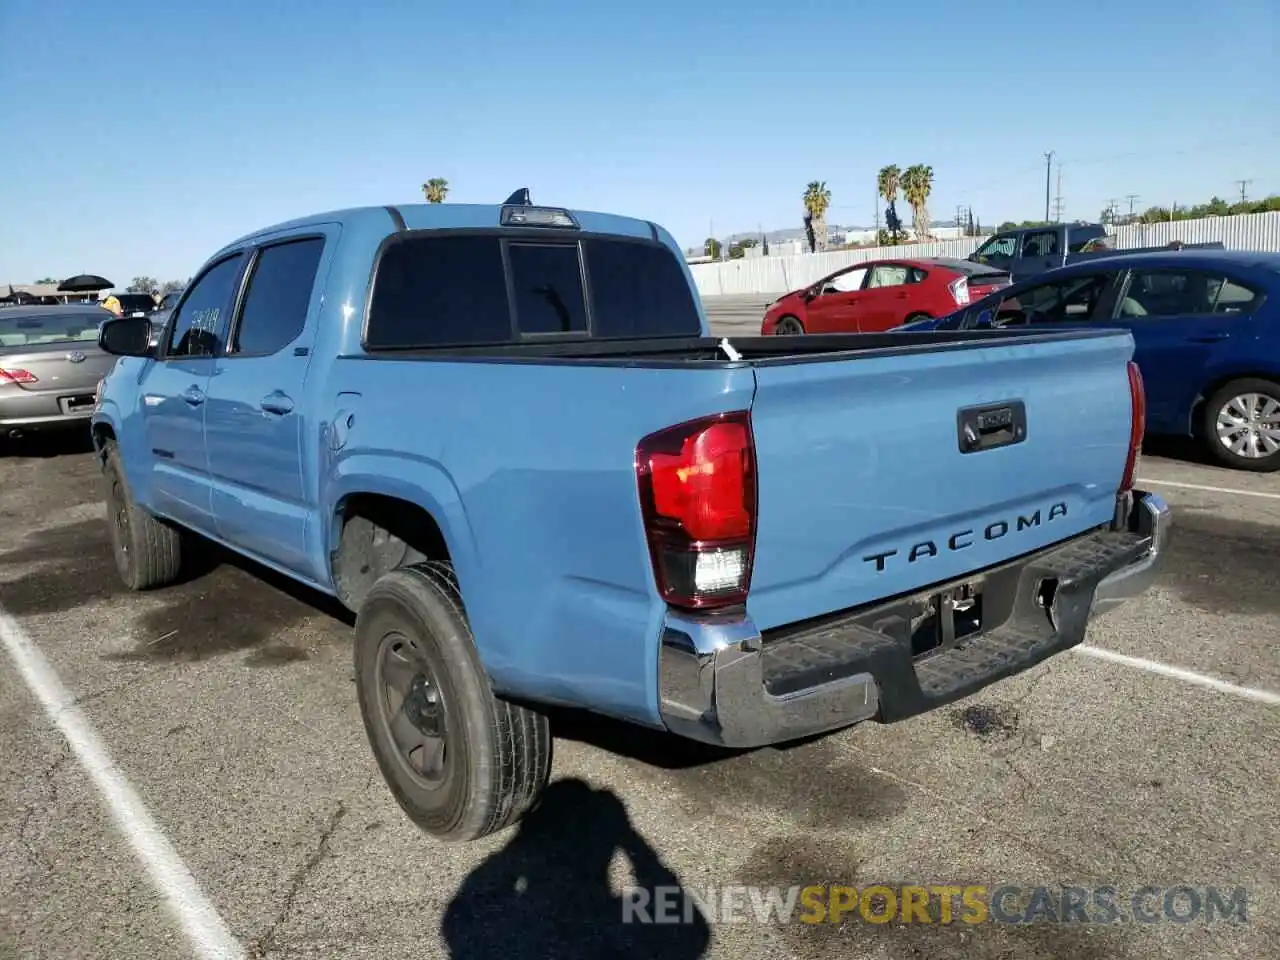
761 257 1011 335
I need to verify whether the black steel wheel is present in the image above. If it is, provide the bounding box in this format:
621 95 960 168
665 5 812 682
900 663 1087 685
355 564 552 842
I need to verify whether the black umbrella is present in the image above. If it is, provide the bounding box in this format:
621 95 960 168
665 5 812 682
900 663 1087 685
57 274 114 292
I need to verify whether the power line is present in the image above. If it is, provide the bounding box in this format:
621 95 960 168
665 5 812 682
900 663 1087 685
1043 151 1055 223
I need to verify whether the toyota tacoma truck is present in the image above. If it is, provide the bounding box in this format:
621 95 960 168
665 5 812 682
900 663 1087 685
91 194 1170 842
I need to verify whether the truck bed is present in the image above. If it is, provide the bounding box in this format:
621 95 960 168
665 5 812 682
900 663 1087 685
342 326 1126 366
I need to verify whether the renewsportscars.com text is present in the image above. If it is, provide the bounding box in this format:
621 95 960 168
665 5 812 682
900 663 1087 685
621 884 1250 926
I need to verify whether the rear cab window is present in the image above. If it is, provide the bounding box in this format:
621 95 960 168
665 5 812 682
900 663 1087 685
365 232 702 349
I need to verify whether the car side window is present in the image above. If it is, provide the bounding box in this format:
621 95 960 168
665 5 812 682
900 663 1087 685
1021 231 1060 257
1210 277 1262 315
826 267 867 293
868 265 910 288
229 237 325 356
1003 273 1112 323
975 235 1016 259
165 255 244 358
1117 269 1238 318
907 267 927 283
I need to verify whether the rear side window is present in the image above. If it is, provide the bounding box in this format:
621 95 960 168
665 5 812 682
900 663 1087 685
166 254 244 358
367 235 511 349
365 232 700 348
231 237 325 356
1120 270 1263 318
584 238 701 338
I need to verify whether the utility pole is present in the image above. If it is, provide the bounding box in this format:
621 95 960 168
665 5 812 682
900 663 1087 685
1234 179 1253 204
1103 198 1118 224
1051 165 1064 222
1125 194 1140 222
1043 151 1054 223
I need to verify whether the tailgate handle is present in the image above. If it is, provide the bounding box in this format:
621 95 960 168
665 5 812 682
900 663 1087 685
957 401 1026 454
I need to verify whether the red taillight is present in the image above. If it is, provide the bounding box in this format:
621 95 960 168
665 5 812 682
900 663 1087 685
636 411 757 610
0 368 38 384
1120 361 1145 492
948 277 970 306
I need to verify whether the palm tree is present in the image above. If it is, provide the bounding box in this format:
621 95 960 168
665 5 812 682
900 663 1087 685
802 181 832 252
422 178 450 203
876 165 902 243
901 165 934 241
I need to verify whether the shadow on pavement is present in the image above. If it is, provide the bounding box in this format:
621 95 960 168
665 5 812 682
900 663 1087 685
0 428 95 459
441 778 711 959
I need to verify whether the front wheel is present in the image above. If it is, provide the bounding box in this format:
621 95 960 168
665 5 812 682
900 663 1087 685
1202 378 1280 472
101 442 185 590
354 564 552 842
773 315 805 335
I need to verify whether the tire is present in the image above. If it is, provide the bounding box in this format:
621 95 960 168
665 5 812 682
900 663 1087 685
904 312 932 324
773 315 805 335
101 441 184 590
354 564 552 842
1202 378 1280 472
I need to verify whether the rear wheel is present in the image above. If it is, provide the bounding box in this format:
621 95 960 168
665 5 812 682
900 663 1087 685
773 315 805 335
355 564 552 842
101 442 184 590
1202 378 1280 472
903 312 932 324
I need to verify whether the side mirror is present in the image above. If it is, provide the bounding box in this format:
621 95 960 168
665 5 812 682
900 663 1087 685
99 316 155 357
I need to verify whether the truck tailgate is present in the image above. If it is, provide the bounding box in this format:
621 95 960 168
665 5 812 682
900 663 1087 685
746 331 1134 630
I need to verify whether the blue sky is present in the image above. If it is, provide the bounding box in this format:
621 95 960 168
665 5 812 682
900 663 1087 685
2 0 1276 285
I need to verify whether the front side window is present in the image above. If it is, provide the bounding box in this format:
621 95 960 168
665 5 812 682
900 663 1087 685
825 267 867 293
166 255 244 358
231 237 325 355
975 235 1016 259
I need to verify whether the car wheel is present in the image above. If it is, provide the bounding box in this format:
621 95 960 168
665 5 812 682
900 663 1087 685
355 564 552 842
774 315 805 335
1202 378 1280 472
904 312 932 324
101 441 185 589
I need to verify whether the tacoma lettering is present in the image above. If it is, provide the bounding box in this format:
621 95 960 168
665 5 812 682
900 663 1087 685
863 502 1069 572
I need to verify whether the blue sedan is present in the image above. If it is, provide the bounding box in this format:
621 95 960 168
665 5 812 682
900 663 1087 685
904 250 1280 471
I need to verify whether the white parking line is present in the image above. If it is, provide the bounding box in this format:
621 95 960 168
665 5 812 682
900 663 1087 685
1074 644 1280 705
1137 476 1280 500
0 609 245 960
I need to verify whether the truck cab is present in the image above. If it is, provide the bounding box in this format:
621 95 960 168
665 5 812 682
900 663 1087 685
969 222 1109 281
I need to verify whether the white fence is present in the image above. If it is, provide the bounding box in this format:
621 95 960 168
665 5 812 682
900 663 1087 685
690 212 1280 296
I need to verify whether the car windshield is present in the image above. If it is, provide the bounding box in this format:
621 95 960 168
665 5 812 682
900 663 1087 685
0 313 105 346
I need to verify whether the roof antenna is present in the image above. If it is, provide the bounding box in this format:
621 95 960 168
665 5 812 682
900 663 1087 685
504 187 532 206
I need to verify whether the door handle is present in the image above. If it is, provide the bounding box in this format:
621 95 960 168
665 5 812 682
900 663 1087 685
1187 333 1228 343
181 386 205 406
260 391 295 415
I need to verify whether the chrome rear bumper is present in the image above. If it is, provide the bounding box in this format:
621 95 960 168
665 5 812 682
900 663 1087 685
657 490 1170 749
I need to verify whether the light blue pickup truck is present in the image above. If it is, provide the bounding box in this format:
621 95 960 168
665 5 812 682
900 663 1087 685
92 195 1170 842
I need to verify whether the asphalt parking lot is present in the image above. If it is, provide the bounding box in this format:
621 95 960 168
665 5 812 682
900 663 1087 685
2 421 1278 958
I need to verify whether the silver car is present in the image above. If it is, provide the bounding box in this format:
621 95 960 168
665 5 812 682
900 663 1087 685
0 304 118 440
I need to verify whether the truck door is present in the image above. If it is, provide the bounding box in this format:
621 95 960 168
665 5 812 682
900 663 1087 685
202 233 329 579
1013 229 1063 280
137 252 246 534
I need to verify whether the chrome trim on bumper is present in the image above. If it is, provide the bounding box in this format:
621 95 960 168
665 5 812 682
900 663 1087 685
658 612 879 749
1093 490 1171 616
656 490 1170 750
